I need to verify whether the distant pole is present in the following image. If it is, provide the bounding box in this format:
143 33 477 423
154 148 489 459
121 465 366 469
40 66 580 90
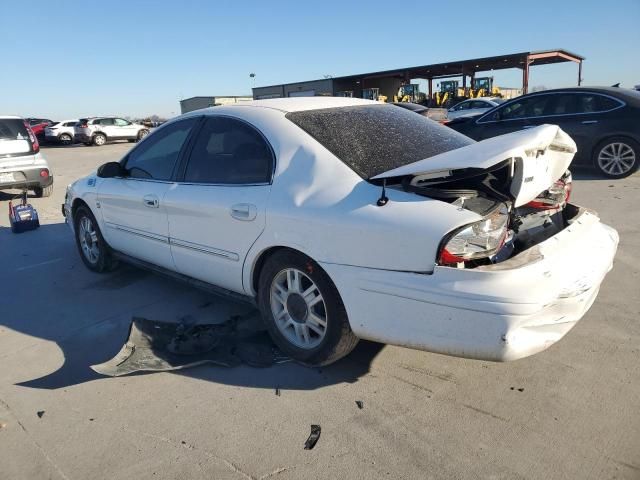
578 61 583 86
249 73 256 88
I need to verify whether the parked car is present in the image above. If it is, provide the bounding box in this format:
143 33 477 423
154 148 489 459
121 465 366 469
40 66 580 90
26 118 54 142
44 119 79 145
63 98 618 366
0 116 53 197
446 87 640 178
446 97 505 120
393 102 448 122
74 117 149 146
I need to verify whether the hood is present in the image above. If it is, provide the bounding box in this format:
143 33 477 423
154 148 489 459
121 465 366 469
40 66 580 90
372 125 577 207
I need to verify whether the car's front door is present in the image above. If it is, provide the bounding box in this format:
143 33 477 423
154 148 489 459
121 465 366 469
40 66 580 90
164 116 274 294
113 118 137 139
97 117 199 269
97 118 117 138
474 93 554 140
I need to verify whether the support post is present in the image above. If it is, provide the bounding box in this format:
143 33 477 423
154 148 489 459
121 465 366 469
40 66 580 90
428 78 433 100
522 57 530 94
578 60 582 86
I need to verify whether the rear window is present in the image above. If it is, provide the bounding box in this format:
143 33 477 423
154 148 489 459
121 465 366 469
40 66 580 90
0 119 29 141
286 104 474 179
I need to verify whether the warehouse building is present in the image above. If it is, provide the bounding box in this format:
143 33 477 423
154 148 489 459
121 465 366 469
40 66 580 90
179 95 253 114
252 49 583 102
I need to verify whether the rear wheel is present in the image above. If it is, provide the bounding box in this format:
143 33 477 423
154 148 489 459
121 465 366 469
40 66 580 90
73 206 118 272
33 184 53 197
93 133 107 146
257 250 358 366
59 133 72 145
594 137 639 178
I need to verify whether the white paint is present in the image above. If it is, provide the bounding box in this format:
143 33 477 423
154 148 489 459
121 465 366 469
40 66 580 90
65 98 618 363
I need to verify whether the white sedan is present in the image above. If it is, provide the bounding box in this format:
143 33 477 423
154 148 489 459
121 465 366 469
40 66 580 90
63 98 618 366
447 97 504 120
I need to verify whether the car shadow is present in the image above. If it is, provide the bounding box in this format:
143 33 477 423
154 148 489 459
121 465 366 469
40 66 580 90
0 222 383 391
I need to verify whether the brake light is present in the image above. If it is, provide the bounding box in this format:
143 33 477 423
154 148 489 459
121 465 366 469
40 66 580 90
526 171 572 211
22 120 39 154
40 169 49 179
438 204 509 266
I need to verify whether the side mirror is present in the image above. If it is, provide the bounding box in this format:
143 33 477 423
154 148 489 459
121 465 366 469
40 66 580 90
97 162 125 178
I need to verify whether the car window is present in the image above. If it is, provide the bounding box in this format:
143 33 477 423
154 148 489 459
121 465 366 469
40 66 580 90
98 118 114 126
286 104 474 179
489 95 552 121
114 118 129 126
546 94 579 115
594 95 622 111
0 119 30 140
454 102 470 111
472 101 490 109
184 117 273 184
124 118 197 181
64 122 76 127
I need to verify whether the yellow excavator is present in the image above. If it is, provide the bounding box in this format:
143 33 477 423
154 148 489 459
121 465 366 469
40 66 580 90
469 77 501 98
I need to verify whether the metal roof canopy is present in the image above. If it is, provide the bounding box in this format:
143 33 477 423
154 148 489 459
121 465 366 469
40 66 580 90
256 49 584 96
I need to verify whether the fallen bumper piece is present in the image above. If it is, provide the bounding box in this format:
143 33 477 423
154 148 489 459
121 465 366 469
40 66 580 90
91 316 288 377
304 425 321 450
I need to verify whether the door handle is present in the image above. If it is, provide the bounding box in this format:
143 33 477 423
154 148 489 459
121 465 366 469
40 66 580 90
581 120 598 124
230 203 257 221
143 194 159 208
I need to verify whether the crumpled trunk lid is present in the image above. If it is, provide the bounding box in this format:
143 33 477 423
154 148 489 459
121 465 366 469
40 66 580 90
372 125 577 207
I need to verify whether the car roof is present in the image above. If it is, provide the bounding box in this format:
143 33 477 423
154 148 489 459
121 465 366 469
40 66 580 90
0 115 23 120
217 97 381 113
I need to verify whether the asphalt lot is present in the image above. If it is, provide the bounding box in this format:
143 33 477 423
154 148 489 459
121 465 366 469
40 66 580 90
1 142 639 480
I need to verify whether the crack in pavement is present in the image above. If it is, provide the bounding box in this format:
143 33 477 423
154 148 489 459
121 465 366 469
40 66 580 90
0 396 72 480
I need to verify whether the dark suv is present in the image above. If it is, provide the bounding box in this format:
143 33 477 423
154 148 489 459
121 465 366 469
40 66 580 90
446 87 640 178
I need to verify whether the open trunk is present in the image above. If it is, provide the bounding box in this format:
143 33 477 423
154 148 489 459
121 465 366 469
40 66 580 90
373 125 579 268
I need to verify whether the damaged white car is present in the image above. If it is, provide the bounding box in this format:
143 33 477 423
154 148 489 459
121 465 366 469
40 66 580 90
63 98 618 366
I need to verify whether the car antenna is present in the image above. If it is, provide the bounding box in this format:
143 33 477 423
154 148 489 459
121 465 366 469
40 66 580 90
377 179 389 207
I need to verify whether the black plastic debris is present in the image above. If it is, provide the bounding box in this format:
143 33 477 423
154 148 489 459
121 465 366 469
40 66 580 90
91 315 287 377
304 425 321 450
355 400 364 409
36 411 45 418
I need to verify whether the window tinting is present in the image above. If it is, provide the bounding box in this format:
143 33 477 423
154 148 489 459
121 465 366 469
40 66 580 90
286 104 474 179
0 119 29 140
125 118 197 180
594 95 621 111
496 95 552 120
98 118 114 126
184 117 273 184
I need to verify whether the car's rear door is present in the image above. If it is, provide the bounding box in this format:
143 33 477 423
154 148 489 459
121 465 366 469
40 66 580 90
97 117 199 269
164 115 274 294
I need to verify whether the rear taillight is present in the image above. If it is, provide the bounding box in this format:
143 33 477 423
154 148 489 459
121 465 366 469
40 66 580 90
22 120 39 153
526 171 572 211
438 204 510 265
40 169 49 179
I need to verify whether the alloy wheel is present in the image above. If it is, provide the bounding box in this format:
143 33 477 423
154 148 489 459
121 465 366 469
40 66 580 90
597 142 636 176
78 216 100 264
270 268 328 349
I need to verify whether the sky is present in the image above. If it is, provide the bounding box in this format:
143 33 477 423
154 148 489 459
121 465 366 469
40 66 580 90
2 0 639 119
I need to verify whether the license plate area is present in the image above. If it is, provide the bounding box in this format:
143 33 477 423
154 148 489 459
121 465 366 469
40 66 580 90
0 172 16 183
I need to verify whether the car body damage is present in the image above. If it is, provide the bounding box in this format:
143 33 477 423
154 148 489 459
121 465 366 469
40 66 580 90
64 99 619 365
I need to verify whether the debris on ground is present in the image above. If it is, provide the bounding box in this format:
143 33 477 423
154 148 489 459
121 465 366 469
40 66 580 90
510 387 525 392
91 315 288 377
355 400 364 409
0 422 7 429
304 425 321 450
36 411 45 418
275 387 281 396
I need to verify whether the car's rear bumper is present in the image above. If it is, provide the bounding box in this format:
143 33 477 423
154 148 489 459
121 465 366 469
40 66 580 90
75 133 91 142
321 206 618 362
0 165 53 190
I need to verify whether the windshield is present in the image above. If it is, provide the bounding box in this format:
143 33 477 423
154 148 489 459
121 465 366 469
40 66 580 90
0 119 30 141
286 104 474 179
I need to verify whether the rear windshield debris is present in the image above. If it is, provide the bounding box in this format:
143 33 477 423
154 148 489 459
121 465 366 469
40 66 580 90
286 104 474 179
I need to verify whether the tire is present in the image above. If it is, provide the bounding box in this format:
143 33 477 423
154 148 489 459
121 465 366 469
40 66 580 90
593 137 639 179
73 205 119 273
93 133 107 146
33 184 53 198
59 133 72 146
257 250 359 366
136 129 149 142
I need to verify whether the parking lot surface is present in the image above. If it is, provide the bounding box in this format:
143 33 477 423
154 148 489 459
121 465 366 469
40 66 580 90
1 143 639 480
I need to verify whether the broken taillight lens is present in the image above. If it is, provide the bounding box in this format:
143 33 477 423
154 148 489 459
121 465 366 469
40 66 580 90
438 204 509 265
526 171 572 210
